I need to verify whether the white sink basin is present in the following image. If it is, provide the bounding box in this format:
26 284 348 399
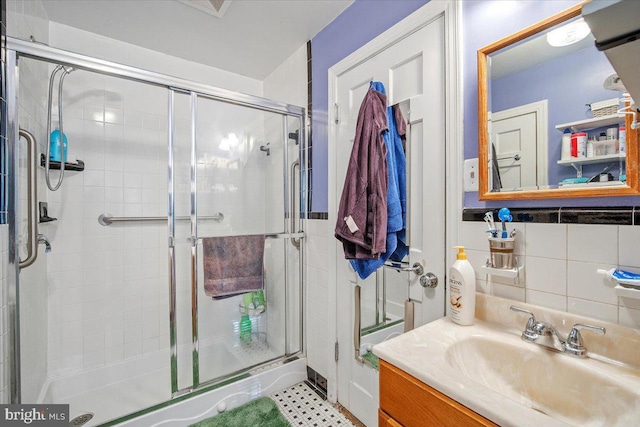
373 316 640 427
445 335 640 426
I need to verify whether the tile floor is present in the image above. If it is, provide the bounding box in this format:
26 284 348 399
271 382 356 427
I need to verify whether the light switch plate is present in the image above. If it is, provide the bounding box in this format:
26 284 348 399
464 158 478 192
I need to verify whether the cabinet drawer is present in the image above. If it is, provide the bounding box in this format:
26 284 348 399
379 360 498 427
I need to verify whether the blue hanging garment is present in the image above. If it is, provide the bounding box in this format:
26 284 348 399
350 82 408 279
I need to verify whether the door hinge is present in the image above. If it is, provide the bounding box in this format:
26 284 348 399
334 341 339 362
334 103 339 124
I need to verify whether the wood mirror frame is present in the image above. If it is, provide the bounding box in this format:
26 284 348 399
477 3 640 200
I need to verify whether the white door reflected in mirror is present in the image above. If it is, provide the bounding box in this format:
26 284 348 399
491 101 548 191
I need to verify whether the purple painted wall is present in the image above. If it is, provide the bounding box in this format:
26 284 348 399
463 0 640 208
310 0 638 212
310 0 428 213
492 45 618 186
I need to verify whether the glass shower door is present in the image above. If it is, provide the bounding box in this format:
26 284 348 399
172 93 302 390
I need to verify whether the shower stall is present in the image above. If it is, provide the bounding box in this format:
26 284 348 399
5 37 305 426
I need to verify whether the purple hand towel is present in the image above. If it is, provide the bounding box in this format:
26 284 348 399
202 234 265 298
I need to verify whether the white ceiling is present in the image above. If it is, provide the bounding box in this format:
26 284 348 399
490 27 595 80
41 0 354 80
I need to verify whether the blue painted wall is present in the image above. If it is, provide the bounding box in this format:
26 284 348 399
492 45 618 186
462 0 640 208
310 0 428 213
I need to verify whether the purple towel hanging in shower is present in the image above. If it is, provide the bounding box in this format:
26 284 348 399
202 234 265 298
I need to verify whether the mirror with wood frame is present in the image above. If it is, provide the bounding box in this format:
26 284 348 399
477 2 640 200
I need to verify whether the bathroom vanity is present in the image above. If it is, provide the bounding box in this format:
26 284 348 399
379 360 496 426
374 294 640 427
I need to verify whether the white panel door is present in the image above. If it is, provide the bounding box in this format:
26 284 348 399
333 15 446 426
492 112 537 189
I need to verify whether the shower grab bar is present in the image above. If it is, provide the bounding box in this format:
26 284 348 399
98 212 224 226
19 129 38 269
290 159 301 249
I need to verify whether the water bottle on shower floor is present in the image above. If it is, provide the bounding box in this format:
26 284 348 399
50 130 68 163
240 314 252 344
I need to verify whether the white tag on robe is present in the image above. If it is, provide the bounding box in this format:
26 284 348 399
344 216 359 234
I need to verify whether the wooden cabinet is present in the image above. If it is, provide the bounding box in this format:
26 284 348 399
379 360 498 427
378 409 403 427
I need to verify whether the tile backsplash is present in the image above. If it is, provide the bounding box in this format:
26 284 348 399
459 220 640 329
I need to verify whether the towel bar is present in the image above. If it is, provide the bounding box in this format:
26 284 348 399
193 232 304 242
99 212 224 226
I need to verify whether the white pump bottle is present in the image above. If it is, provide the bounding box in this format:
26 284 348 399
447 246 476 325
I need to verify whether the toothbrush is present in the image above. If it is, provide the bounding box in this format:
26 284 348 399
484 211 495 230
484 215 492 231
498 208 513 239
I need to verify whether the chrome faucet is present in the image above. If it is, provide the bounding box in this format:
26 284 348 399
37 234 52 253
510 306 605 358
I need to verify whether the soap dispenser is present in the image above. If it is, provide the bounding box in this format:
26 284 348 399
447 246 476 326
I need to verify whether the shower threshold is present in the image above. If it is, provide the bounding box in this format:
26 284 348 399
42 338 287 426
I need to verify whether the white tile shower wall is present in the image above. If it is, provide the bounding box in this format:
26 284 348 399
459 220 640 329
305 220 330 379
45 70 170 376
263 44 308 107
7 0 50 404
38 23 268 383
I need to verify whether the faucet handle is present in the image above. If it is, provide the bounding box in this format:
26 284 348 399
510 306 538 341
565 323 606 358
510 305 535 319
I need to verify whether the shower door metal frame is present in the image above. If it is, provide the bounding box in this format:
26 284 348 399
6 37 306 405
6 48 22 404
185 92 305 393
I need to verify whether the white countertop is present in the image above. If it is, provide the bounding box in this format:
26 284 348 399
373 295 640 427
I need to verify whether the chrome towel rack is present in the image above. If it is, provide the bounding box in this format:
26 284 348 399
98 212 224 226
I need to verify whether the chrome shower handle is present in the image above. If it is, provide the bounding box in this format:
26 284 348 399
19 129 38 269
290 159 301 249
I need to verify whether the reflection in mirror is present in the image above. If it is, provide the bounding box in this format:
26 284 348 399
361 266 406 334
488 16 622 192
478 3 640 200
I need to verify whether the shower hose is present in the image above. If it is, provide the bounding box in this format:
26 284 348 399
45 64 74 191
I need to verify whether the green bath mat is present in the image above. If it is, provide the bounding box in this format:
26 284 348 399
189 397 290 427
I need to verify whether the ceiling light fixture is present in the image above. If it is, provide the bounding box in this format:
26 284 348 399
547 18 591 47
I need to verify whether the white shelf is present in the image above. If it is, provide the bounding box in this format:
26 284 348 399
557 153 625 166
558 180 626 189
480 265 524 278
555 114 623 132
614 284 640 300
